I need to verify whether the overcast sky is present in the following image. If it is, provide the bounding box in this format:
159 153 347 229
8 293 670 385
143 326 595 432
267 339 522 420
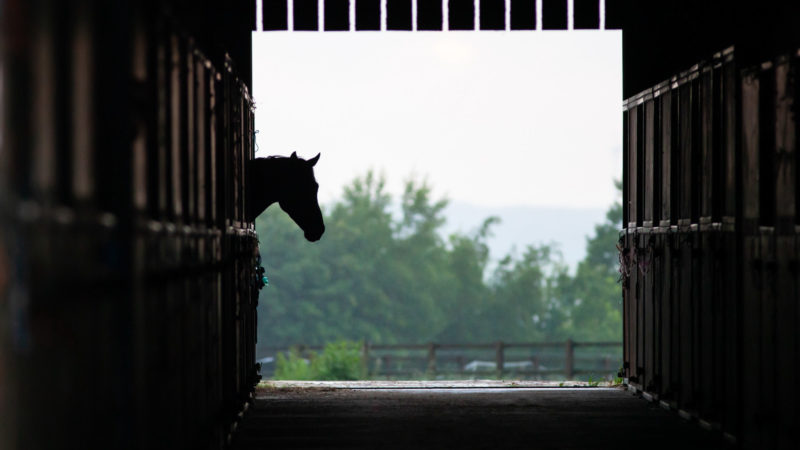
252 30 622 210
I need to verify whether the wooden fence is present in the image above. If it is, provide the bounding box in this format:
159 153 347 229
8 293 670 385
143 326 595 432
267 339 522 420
260 340 622 379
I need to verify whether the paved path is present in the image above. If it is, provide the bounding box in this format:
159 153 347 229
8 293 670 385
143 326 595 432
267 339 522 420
232 383 733 449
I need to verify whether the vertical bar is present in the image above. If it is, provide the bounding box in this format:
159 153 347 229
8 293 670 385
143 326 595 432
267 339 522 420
443 0 449 30
678 232 693 408
256 0 263 30
293 0 319 30
700 66 714 222
356 0 381 30
535 0 542 30
263 0 289 30
660 233 673 398
510 0 535 30
475 0 480 31
417 0 442 30
32 9 55 198
386 0 411 30
564 338 574 379
411 0 417 30
573 0 599 29
603 0 621 29
628 105 638 228
350 0 356 30
599 0 605 29
427 342 437 375
774 57 797 450
740 69 761 448
73 7 93 201
196 60 206 222
495 341 505 378
289 0 295 30
541 0 567 30
678 80 693 224
187 45 196 222
170 35 183 219
449 0 474 30
759 63 777 228
644 99 655 227
567 0 573 30
325 0 350 30
479 0 505 30
723 54 738 221
132 17 148 212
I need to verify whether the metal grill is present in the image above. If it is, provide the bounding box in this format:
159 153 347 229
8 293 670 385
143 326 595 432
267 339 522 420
256 0 622 32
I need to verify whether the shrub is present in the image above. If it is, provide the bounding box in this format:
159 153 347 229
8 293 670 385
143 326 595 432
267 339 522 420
310 341 366 380
274 348 314 380
273 340 366 381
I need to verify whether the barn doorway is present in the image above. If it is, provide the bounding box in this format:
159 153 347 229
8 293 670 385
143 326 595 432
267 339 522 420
251 0 622 384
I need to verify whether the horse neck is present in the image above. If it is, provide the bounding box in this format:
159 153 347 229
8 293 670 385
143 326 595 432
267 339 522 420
247 158 287 221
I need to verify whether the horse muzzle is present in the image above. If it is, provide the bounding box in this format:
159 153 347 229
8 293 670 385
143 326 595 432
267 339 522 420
304 226 324 242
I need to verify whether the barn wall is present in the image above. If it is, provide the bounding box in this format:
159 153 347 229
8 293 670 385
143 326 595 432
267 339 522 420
0 1 260 449
622 47 799 448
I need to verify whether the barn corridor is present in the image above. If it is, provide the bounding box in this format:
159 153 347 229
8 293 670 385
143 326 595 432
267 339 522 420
3 1 800 449
231 383 732 449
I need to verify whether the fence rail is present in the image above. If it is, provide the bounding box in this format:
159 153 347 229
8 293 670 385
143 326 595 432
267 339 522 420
260 340 622 380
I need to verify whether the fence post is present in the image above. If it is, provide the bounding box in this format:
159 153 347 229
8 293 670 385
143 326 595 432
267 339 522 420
427 342 437 377
565 338 574 379
361 340 371 376
495 341 505 379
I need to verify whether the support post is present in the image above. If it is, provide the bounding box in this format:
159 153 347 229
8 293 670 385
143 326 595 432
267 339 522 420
565 338 575 379
361 340 371 377
427 342 437 377
495 341 505 379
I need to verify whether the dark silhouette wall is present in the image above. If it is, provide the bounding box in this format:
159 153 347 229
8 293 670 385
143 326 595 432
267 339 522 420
621 3 800 447
0 1 259 449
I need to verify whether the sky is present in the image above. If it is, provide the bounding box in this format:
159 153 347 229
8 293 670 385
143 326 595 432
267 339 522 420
252 30 622 210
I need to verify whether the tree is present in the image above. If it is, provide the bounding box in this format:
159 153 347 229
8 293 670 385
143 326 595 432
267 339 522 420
560 180 623 341
255 173 623 351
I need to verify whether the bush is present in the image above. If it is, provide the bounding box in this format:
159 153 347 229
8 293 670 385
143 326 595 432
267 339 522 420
274 340 366 381
274 348 314 380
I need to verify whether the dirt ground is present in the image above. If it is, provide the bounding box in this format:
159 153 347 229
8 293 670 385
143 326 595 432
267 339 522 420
232 381 733 449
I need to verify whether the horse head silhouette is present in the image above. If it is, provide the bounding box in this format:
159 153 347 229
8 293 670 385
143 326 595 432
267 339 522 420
247 152 325 242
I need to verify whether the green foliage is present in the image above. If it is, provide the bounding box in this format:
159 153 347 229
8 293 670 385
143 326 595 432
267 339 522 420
274 348 314 380
257 172 622 351
309 341 366 380
273 341 365 380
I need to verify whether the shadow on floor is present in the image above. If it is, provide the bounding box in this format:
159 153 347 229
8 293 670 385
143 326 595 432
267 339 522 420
232 382 733 449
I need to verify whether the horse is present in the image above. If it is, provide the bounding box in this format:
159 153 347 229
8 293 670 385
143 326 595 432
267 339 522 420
246 152 325 242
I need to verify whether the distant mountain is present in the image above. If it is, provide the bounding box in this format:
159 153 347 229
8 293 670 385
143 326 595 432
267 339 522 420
440 201 609 274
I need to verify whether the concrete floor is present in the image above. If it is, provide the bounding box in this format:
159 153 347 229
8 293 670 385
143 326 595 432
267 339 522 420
232 382 734 449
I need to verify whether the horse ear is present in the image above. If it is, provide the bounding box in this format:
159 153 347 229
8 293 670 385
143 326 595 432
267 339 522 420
290 151 298 159
308 153 320 167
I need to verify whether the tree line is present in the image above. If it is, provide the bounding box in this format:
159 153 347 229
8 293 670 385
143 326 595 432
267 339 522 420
256 172 622 348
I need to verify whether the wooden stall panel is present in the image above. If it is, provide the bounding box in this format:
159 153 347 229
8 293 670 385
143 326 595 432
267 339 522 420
659 87 673 227
186 44 196 223
699 65 714 223
627 104 639 228
677 77 693 225
722 52 737 224
658 232 674 400
775 57 797 230
774 55 798 449
644 98 656 227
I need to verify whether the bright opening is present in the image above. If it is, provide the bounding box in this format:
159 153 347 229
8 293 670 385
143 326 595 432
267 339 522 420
252 30 622 383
